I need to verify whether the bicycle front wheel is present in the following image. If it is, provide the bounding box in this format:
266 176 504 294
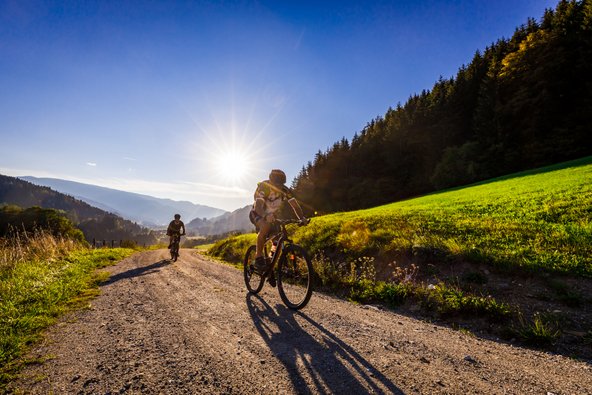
244 245 265 294
277 244 313 309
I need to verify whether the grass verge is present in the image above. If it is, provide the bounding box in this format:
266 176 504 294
0 236 134 389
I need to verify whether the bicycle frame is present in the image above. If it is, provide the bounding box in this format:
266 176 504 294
244 217 313 309
171 234 181 248
264 220 295 276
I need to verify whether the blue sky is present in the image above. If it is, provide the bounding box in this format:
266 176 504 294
0 0 557 211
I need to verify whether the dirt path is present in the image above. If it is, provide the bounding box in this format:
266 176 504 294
10 250 592 394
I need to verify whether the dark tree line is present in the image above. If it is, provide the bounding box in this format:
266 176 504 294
292 0 592 214
0 175 157 244
0 205 85 242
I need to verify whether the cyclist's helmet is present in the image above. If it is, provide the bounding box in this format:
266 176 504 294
269 169 286 185
174 214 181 219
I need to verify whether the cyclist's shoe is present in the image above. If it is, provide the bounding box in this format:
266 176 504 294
254 256 269 274
268 275 276 287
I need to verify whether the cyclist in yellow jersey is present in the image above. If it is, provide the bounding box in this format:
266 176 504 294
249 169 307 279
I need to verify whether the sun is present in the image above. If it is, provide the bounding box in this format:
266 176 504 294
215 149 251 183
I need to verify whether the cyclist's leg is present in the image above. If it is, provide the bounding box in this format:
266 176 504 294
254 219 272 272
255 219 271 258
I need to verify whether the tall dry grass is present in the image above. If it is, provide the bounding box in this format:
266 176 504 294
0 228 82 273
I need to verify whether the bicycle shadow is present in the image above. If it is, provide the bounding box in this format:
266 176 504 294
246 294 404 394
102 259 171 285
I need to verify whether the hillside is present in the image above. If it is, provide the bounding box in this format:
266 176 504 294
292 0 592 214
0 174 156 244
21 176 227 227
186 205 253 236
209 156 592 357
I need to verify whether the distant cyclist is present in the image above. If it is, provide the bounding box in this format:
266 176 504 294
167 214 186 248
249 169 307 281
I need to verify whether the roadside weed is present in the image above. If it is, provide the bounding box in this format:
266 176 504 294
516 313 561 346
0 233 134 388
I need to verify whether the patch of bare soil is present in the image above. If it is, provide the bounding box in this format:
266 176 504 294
8 249 592 394
376 254 592 361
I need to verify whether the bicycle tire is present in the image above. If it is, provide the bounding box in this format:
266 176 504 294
277 244 313 310
244 245 265 294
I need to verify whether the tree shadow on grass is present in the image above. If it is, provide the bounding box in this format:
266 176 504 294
101 259 171 285
246 294 405 394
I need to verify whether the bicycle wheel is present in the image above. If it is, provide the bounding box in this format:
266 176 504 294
277 244 313 309
170 245 178 261
244 245 265 294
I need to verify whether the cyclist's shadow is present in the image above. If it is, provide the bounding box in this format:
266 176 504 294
246 294 404 394
102 259 171 285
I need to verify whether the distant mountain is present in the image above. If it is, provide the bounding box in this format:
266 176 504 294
187 205 253 235
20 177 227 227
0 174 156 244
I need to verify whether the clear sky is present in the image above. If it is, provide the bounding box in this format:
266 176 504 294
0 0 557 212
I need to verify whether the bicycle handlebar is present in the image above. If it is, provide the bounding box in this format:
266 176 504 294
275 218 309 226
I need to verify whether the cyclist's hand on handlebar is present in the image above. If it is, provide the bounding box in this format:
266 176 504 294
299 217 310 226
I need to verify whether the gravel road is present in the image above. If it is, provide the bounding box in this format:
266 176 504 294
10 249 592 394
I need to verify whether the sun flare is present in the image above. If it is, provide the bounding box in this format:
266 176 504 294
215 149 251 183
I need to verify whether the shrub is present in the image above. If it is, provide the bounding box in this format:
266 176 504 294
421 283 511 318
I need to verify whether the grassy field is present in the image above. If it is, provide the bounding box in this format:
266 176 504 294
295 156 591 277
208 156 592 347
0 232 135 386
212 156 591 277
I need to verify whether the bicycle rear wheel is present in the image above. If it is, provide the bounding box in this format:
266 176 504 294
244 245 265 294
277 244 313 309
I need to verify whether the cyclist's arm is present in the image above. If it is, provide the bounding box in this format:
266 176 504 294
181 221 186 235
288 197 305 220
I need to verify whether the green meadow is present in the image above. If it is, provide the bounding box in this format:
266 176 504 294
300 156 591 276
213 156 591 277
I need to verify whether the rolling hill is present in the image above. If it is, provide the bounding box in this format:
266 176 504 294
20 176 227 227
0 174 156 244
186 205 253 235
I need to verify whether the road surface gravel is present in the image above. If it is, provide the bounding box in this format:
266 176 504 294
10 249 592 394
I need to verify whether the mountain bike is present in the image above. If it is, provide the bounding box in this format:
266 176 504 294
244 218 313 310
169 233 184 262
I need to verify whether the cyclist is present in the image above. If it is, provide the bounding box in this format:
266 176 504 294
167 214 186 249
249 169 307 285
